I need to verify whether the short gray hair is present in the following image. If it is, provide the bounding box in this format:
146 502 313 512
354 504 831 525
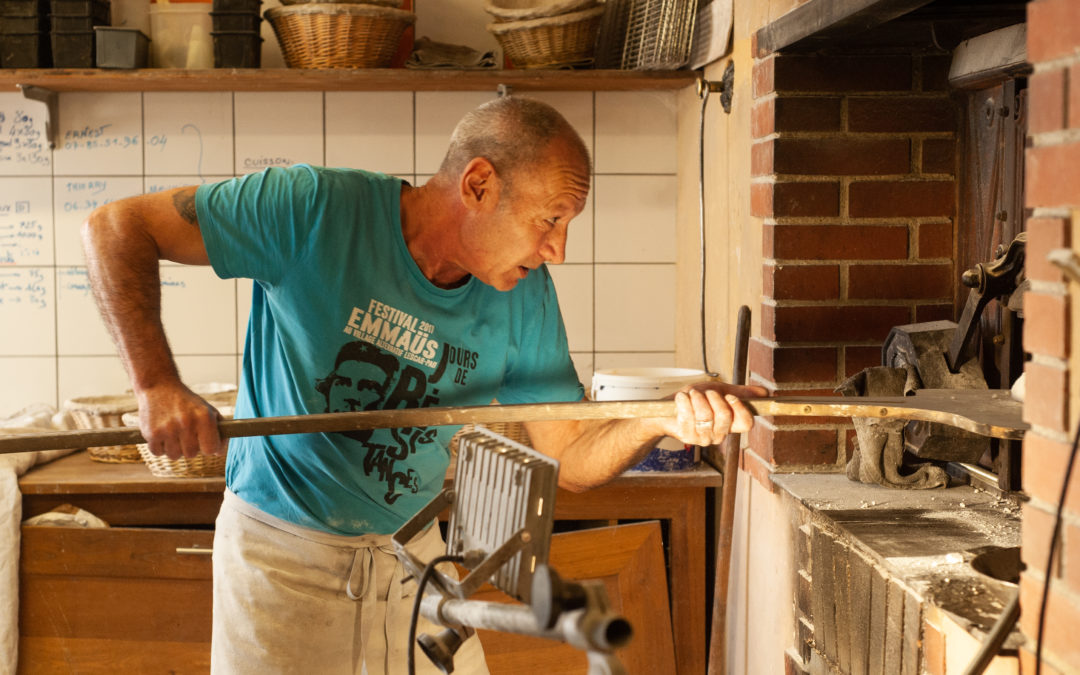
438 97 591 191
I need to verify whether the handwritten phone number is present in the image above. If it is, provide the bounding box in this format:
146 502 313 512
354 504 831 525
63 135 140 151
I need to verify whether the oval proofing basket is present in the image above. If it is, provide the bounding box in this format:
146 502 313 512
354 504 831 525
63 394 141 463
265 3 415 68
121 409 232 478
487 5 603 69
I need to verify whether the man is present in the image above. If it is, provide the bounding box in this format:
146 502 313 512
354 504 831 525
81 97 764 674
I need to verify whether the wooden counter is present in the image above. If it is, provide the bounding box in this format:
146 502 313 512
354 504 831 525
19 451 721 674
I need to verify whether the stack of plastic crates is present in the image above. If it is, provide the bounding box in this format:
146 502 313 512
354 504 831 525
211 0 261 67
0 0 51 67
50 0 110 67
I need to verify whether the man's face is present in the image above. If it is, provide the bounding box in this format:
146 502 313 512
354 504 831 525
464 137 590 292
327 360 390 413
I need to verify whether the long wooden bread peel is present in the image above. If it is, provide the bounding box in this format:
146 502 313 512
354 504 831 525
0 388 1027 454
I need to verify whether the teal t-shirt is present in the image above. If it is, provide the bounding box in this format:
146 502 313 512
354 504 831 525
195 165 583 535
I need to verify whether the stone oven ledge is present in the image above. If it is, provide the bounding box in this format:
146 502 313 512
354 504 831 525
772 473 1022 673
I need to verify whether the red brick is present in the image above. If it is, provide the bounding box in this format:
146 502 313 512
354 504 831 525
751 98 775 138
1018 572 1080 669
845 346 882 376
770 427 839 466
848 97 956 133
768 305 911 342
914 304 955 323
1029 68 1068 134
1026 142 1080 209
919 55 952 92
1025 217 1071 283
1023 361 1069 432
767 224 909 261
775 96 842 132
1027 0 1080 63
773 55 913 93
774 182 840 217
752 140 774 176
1023 433 1080 515
741 446 777 492
751 182 773 217
750 340 838 384
1022 503 1062 586
918 221 953 258
766 263 840 301
773 138 910 176
848 263 954 300
1024 292 1070 359
748 337 771 383
753 55 775 98
849 180 955 218
1070 66 1080 130
921 139 956 175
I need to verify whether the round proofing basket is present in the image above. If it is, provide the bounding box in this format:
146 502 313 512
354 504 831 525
484 0 599 22
63 395 141 463
121 409 232 478
265 4 415 68
487 6 603 69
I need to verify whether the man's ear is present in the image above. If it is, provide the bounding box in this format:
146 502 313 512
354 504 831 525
460 157 500 211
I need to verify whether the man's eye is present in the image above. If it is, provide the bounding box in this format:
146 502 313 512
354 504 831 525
545 217 560 227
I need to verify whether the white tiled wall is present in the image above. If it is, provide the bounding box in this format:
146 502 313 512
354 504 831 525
0 89 678 416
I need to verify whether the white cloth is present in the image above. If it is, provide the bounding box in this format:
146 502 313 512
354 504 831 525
0 404 78 675
211 490 489 674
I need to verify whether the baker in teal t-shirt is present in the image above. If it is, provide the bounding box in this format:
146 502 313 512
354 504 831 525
197 164 583 536
81 96 762 674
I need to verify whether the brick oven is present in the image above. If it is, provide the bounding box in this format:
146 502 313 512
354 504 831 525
685 0 1080 673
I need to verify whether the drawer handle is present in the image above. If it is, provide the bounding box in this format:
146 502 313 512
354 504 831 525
176 547 213 556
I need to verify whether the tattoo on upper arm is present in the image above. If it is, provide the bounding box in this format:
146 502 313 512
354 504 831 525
172 189 199 227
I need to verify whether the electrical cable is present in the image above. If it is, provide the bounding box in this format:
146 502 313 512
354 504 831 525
699 81 717 378
1035 417 1080 674
408 553 465 675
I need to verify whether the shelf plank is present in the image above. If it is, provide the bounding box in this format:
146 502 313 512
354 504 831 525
0 68 698 93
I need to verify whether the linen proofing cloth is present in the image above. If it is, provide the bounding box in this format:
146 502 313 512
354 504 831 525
0 404 78 675
212 490 489 674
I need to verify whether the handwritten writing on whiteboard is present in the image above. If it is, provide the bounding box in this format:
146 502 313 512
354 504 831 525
61 267 188 297
0 198 44 265
62 123 139 152
243 156 293 170
0 268 47 308
0 109 50 167
61 179 112 213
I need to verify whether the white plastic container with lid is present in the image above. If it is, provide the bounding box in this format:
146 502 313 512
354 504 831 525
149 0 214 67
590 367 707 471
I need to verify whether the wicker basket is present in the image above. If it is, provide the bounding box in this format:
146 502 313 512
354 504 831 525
63 394 141 463
487 5 603 69
121 408 232 478
449 421 532 458
265 3 415 68
279 0 402 6
484 0 599 22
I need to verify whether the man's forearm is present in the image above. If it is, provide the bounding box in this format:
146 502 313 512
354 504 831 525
82 206 181 393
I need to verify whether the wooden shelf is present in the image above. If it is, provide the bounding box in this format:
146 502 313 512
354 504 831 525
0 67 699 93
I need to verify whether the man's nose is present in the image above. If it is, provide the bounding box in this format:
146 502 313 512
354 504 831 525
541 224 567 265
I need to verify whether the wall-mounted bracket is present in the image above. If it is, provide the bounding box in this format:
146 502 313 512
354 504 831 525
17 84 58 149
695 61 735 114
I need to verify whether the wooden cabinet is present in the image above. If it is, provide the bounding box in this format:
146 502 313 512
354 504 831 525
19 451 720 674
20 527 214 673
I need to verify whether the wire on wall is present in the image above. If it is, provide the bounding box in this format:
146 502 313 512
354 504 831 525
698 77 721 378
